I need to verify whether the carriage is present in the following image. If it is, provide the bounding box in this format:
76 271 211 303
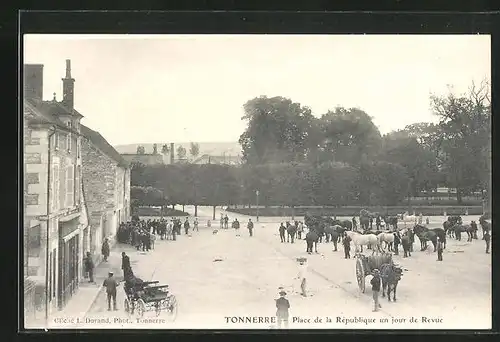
355 252 393 293
122 279 178 320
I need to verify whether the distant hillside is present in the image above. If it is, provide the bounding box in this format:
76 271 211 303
114 142 242 157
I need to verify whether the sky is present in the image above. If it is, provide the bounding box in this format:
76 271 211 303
23 34 490 147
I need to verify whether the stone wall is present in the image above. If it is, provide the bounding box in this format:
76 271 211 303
81 137 117 255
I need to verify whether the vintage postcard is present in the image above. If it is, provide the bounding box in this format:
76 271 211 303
22 33 491 330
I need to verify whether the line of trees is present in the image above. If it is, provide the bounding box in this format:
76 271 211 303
130 80 490 211
131 161 411 211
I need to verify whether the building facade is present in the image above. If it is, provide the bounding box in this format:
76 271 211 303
24 61 87 317
80 125 130 260
24 60 131 323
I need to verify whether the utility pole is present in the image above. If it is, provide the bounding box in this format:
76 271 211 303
256 190 260 222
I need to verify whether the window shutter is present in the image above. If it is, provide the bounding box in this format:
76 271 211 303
66 166 74 207
75 165 80 205
59 165 66 209
53 165 59 211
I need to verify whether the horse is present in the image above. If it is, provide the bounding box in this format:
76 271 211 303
377 232 395 252
400 212 418 227
380 263 403 302
286 224 297 243
412 225 438 251
323 226 341 251
383 216 398 230
305 230 319 254
359 216 370 231
346 231 379 254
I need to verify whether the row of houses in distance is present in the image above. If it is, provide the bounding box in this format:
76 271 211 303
23 60 130 324
118 142 242 166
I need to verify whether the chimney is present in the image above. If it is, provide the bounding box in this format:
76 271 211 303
24 64 44 102
170 143 175 164
62 59 75 110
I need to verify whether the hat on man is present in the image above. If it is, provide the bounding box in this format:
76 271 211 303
108 271 114 275
372 269 380 274
279 291 287 296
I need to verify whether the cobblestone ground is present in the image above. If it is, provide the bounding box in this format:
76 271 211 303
77 207 490 330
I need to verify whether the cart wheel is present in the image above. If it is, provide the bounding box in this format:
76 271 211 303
136 298 146 318
356 257 366 293
124 298 130 315
165 295 178 322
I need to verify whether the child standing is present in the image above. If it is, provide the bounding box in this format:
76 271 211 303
275 291 290 329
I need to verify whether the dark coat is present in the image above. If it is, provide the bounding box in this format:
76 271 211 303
122 255 131 270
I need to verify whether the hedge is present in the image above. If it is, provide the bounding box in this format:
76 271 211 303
134 206 189 217
226 206 484 217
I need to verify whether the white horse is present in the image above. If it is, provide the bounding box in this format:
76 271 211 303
377 232 395 251
346 231 379 254
400 212 418 227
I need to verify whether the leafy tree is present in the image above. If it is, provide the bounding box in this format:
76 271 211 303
239 96 316 164
430 80 491 203
317 107 382 165
136 145 146 155
176 145 187 160
189 142 200 160
379 130 439 196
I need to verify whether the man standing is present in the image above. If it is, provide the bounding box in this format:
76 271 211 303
401 233 411 258
437 237 444 261
121 252 131 279
84 252 95 283
393 232 401 256
471 220 478 239
275 291 290 329
247 219 254 237
233 218 241 237
224 215 229 229
297 221 304 240
352 216 357 230
279 223 286 243
193 218 199 232
376 216 381 230
101 238 110 262
370 269 382 312
342 233 351 259
103 271 119 311
220 214 224 230
296 258 308 297
484 230 491 254
184 218 190 235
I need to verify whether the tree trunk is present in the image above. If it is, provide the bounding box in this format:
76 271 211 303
172 204 175 210
291 206 295 221
195 204 198 217
456 188 463 205
213 205 216 220
182 204 185 212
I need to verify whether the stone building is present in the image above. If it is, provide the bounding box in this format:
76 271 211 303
23 60 130 321
24 61 87 316
80 125 130 258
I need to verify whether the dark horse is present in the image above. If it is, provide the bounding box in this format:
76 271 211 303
305 230 319 254
413 225 446 251
443 216 462 238
380 263 403 302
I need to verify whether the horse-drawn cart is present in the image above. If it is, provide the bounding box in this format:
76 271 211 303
123 279 178 320
355 252 393 293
